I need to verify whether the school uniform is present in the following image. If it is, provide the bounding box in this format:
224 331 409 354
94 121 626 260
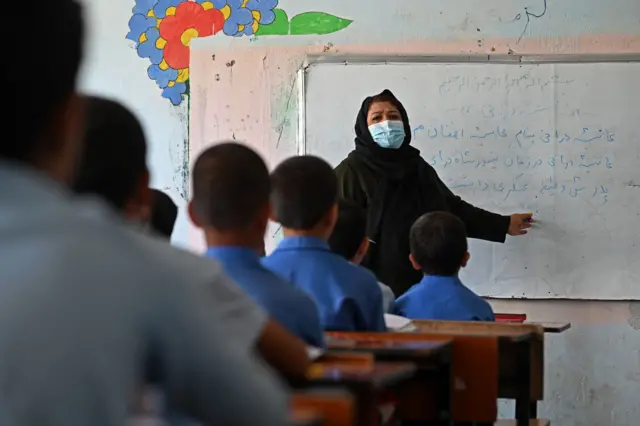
394 275 495 321
0 162 288 426
263 236 387 332
207 246 325 348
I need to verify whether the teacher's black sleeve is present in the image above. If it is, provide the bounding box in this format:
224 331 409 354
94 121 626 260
435 175 511 243
335 160 368 208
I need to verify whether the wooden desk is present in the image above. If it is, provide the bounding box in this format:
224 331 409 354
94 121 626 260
289 408 323 426
325 336 452 368
325 338 454 423
411 320 543 423
303 362 416 426
292 388 354 426
528 321 571 333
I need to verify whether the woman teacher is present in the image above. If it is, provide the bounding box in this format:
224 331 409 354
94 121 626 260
335 90 532 297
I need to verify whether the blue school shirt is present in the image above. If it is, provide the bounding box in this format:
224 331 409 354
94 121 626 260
263 236 386 332
394 275 495 322
207 246 325 348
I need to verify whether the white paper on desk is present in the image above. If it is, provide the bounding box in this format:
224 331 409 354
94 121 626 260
306 346 325 360
384 314 417 332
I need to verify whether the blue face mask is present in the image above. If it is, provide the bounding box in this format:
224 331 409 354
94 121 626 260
368 120 406 149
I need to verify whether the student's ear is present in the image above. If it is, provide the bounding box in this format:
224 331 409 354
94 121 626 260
137 171 152 219
352 237 369 265
409 253 421 271
51 94 86 184
461 252 471 268
255 202 271 234
187 200 203 228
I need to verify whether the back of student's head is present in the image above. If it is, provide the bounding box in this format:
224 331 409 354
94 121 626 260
191 142 270 230
150 189 178 239
270 156 338 230
410 211 468 276
328 200 367 261
72 96 149 212
6 0 84 175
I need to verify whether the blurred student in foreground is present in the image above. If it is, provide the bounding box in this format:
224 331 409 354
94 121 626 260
0 2 289 420
394 211 495 321
189 142 325 348
73 95 311 379
328 200 396 313
263 156 386 332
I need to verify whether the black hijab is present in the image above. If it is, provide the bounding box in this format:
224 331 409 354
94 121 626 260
347 89 434 294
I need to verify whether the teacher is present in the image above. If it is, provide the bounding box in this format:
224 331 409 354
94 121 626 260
335 89 532 297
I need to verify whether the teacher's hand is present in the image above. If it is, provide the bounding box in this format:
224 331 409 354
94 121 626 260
508 213 533 236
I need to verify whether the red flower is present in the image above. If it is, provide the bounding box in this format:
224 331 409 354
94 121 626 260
159 2 224 70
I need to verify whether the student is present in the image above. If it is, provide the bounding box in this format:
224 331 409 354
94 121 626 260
0 3 290 418
263 156 386 332
328 200 396 313
73 95 311 379
189 142 325 348
150 189 178 239
394 211 495 321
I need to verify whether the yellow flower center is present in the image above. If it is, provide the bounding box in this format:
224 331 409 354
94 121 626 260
176 68 190 83
181 28 199 46
220 5 231 19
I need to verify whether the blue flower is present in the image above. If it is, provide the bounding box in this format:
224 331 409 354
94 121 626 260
148 65 179 89
137 27 164 65
196 0 227 8
133 0 159 15
223 1 254 36
153 0 184 19
126 14 157 43
162 83 188 106
246 0 278 25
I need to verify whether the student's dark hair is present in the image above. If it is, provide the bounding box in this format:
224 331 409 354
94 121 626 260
72 96 148 211
150 190 178 239
328 200 367 260
410 211 468 276
5 0 84 162
270 156 338 229
191 142 270 229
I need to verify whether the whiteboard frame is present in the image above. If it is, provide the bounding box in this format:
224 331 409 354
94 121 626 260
299 54 640 156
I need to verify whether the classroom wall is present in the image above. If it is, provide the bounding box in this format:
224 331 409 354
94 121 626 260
184 1 639 425
78 0 192 248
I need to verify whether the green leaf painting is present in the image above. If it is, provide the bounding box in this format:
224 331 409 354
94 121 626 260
255 9 290 36
290 12 353 35
256 9 353 36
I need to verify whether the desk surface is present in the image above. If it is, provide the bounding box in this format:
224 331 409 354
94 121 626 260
306 362 417 389
528 321 571 333
289 409 323 426
325 337 452 364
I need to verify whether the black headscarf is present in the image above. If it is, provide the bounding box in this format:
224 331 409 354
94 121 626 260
347 89 435 294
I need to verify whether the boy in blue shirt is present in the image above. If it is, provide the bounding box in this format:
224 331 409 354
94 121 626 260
263 156 386 332
395 211 495 321
328 200 396 313
189 143 325 348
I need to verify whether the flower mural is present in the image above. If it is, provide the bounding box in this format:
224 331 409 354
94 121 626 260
127 0 353 105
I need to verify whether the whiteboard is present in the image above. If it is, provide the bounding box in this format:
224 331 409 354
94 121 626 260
302 56 640 300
